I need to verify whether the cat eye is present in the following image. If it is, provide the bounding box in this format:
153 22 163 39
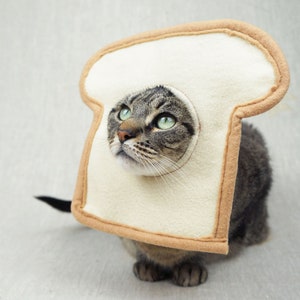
118 106 132 121
156 114 176 130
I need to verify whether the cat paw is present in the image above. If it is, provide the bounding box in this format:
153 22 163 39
172 263 208 287
133 261 170 282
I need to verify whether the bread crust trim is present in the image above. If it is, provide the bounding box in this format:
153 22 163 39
72 20 289 254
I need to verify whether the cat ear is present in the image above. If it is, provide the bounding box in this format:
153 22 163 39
74 20 289 255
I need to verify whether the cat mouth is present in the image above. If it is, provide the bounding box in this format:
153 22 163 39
115 147 144 168
113 142 178 176
115 144 164 176
115 147 150 175
116 149 137 162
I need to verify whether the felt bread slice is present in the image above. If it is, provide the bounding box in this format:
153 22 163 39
72 20 289 254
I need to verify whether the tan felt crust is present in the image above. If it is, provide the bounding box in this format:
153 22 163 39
72 20 289 254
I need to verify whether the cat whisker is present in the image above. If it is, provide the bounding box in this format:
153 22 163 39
136 155 172 187
132 149 156 160
136 156 159 182
134 144 158 155
138 156 180 188
159 155 189 176
129 145 188 188
141 162 166 186
155 156 189 189
145 160 170 186
156 165 187 191
117 142 188 189
163 145 178 150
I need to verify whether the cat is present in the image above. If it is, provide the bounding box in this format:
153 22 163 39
107 86 197 176
36 85 272 287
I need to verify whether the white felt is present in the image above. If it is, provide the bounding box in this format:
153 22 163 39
83 33 276 238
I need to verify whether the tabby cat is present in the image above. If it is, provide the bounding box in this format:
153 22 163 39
36 85 272 287
107 86 271 286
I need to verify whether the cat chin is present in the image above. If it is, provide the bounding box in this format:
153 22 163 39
116 155 158 176
113 146 178 176
115 152 172 177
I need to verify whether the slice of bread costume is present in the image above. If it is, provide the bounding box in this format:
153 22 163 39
72 20 289 254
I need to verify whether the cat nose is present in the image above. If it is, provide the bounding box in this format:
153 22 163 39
117 129 136 143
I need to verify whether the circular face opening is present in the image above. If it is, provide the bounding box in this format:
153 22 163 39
107 85 200 176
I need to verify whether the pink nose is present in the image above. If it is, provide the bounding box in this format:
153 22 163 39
117 130 135 143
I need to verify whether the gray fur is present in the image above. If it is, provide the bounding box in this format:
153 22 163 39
107 86 272 287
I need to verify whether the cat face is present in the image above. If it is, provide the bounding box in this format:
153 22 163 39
107 86 198 176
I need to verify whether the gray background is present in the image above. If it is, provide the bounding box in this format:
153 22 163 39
0 0 299 299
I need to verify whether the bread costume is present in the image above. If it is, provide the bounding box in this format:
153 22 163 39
72 20 289 254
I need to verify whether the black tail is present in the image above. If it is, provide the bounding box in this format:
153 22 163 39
35 196 71 213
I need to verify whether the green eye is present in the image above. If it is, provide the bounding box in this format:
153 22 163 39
156 115 176 130
119 106 131 121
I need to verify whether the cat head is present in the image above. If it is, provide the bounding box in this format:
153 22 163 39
107 86 199 176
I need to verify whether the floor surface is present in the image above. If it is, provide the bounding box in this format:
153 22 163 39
0 1 299 299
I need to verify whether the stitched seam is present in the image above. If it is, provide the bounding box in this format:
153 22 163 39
78 207 226 243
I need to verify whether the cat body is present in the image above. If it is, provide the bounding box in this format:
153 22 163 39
126 121 271 286
107 86 271 286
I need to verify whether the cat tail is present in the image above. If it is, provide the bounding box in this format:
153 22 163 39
35 196 71 213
